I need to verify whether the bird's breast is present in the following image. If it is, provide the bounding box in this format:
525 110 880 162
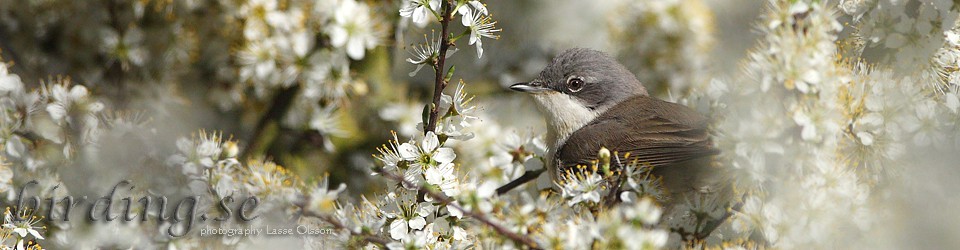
531 92 605 179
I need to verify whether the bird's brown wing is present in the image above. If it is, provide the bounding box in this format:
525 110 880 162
556 95 718 170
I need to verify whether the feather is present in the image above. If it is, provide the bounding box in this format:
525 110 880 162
555 95 718 170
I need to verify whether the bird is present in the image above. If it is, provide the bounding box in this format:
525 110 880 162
509 48 726 206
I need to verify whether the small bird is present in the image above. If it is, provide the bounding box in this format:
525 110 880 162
510 48 723 205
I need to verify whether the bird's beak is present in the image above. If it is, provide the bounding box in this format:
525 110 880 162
509 82 549 93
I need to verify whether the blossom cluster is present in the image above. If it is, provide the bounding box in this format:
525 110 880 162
400 0 500 59
0 208 44 250
0 55 311 248
305 128 670 249
675 0 960 248
0 0 387 154
840 0 957 73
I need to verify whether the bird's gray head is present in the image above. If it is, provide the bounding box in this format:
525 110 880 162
510 48 647 111
509 48 648 168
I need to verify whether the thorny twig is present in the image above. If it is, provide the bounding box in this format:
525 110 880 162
495 168 545 195
601 171 627 208
424 0 454 134
601 153 628 208
694 196 745 240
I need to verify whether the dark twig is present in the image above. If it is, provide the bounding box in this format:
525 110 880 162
241 84 301 159
601 154 628 208
601 172 626 208
374 167 542 249
495 169 545 195
694 197 745 240
424 0 454 134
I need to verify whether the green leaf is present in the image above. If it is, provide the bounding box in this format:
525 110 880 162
422 103 432 127
444 65 456 83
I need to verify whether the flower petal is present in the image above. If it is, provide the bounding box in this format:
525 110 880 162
389 219 408 240
856 132 874 146
13 227 27 237
69 85 89 99
328 26 348 47
453 226 468 241
447 204 463 218
346 38 366 60
424 167 442 185
461 10 473 27
403 166 423 189
408 216 426 230
417 203 435 217
27 228 43 240
422 132 439 152
433 148 456 163
412 6 427 24
46 104 67 122
408 64 425 77
477 181 496 198
469 1 488 15
473 38 483 58
801 125 817 141
399 5 415 18
398 143 420 160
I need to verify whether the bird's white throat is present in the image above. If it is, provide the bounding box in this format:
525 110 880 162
531 92 604 179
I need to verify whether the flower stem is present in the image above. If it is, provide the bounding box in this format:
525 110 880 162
424 0 454 135
449 29 471 43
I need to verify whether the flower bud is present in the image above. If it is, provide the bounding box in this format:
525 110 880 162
598 147 612 176
223 141 239 158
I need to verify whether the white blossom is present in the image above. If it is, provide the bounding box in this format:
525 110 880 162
327 0 380 60
461 9 500 58
558 170 604 206
307 175 347 213
399 0 440 27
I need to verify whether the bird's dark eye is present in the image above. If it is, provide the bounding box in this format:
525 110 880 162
567 78 584 92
